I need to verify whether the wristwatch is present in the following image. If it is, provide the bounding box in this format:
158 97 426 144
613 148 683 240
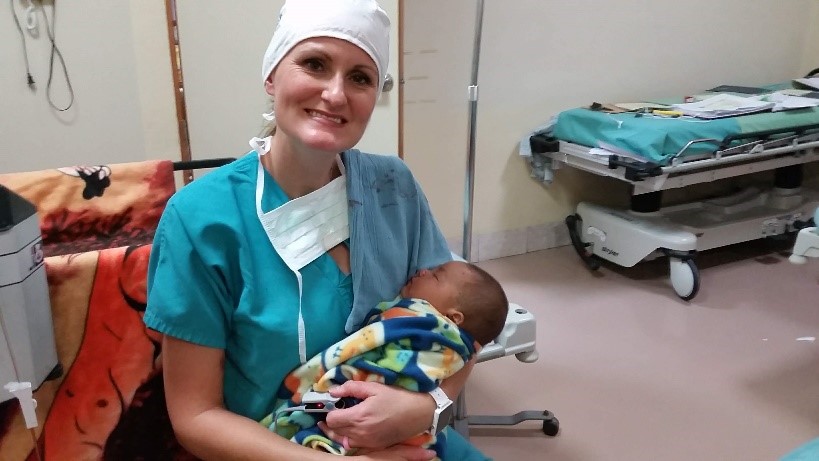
427 387 454 435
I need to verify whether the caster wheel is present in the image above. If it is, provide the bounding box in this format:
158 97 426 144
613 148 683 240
515 350 539 363
542 411 559 436
565 214 600 271
669 257 699 301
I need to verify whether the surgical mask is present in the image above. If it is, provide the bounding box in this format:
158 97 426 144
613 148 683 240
250 136 349 364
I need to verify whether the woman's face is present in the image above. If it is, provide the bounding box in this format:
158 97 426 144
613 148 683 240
265 37 380 154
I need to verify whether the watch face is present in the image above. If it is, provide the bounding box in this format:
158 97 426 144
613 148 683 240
438 404 455 431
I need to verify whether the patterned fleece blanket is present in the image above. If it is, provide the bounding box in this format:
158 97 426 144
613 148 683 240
261 297 475 459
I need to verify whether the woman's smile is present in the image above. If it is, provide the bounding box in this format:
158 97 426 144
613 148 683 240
306 109 346 125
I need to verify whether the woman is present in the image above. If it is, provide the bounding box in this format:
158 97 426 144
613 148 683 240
145 1 488 459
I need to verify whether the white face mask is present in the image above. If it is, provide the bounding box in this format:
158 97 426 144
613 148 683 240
250 137 350 364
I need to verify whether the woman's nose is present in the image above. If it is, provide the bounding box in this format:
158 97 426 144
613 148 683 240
322 74 347 107
416 269 430 277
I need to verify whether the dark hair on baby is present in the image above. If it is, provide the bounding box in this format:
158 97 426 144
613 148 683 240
457 264 508 346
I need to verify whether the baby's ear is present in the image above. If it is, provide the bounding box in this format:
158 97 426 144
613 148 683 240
446 310 465 326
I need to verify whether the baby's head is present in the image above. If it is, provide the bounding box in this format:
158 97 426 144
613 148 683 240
400 261 508 345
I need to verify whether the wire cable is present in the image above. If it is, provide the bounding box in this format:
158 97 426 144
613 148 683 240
37 0 74 112
271 405 306 434
10 0 35 88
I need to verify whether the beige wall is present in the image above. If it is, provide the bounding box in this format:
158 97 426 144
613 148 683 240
403 0 819 246
801 0 819 76
2 0 817 256
0 0 178 173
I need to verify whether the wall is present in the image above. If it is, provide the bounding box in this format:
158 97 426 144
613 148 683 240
0 0 178 173
2 1 817 260
801 1 819 76
403 0 819 260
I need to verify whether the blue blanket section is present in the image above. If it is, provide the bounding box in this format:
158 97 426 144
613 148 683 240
552 108 739 163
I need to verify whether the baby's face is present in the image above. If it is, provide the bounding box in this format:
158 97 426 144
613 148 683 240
400 261 473 313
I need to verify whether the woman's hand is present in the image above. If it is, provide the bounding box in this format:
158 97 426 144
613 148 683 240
323 381 436 450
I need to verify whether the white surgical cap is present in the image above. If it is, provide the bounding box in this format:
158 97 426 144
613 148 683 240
261 0 391 93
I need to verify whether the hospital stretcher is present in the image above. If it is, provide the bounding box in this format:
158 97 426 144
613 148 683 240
527 98 819 300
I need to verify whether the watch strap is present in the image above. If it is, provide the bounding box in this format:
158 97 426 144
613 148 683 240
427 387 452 434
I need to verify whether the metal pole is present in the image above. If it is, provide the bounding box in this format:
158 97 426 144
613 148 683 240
462 0 484 262
455 0 485 439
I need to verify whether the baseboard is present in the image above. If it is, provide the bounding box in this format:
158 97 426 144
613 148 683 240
447 221 571 262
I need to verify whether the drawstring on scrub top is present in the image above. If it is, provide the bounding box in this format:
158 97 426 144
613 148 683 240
251 136 349 364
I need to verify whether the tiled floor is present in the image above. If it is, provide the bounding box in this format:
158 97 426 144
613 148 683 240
464 240 819 461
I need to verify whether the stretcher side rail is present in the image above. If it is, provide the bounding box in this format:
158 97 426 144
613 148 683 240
538 135 819 195
534 123 819 184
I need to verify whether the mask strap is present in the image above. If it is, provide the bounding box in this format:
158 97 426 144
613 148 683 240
335 153 346 176
255 150 308 365
249 136 271 155
294 272 307 364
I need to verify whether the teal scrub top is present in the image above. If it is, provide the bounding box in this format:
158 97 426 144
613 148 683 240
144 153 353 421
144 152 490 460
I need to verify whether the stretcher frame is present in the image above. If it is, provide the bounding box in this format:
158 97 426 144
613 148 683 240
532 123 819 300
545 126 819 195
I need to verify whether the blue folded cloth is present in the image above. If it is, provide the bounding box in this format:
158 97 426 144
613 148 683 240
344 151 452 333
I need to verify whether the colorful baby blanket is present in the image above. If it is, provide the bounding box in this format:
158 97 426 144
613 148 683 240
261 297 476 458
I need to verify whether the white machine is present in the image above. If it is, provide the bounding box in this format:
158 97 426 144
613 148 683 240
790 207 819 263
0 185 61 428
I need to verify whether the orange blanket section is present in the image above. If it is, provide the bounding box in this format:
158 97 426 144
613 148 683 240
0 245 193 460
0 161 175 257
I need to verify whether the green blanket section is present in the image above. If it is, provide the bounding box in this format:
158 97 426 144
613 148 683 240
552 106 819 164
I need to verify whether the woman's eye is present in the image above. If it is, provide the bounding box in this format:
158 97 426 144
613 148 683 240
303 58 324 71
351 72 374 87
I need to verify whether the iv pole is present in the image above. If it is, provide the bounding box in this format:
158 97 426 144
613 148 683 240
454 0 484 437
461 0 484 262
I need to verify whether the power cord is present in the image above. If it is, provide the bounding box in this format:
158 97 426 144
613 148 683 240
9 0 75 111
38 0 74 112
10 0 35 88
271 405 306 434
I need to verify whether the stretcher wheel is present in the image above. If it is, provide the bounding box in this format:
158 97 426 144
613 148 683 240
669 257 699 301
542 411 559 436
565 214 600 271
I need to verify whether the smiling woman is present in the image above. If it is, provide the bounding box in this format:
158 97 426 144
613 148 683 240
264 37 380 172
143 1 489 460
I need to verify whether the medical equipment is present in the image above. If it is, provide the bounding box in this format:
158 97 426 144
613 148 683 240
528 108 819 300
789 207 819 263
300 391 361 412
0 185 61 424
457 303 559 436
454 0 559 438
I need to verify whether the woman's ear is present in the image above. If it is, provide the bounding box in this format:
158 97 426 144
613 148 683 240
446 310 465 326
264 77 275 96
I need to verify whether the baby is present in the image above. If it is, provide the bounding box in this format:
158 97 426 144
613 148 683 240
398 260 509 346
263 261 509 458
